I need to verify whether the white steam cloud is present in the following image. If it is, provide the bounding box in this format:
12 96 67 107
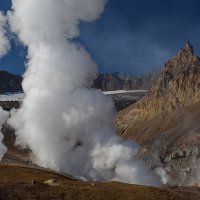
0 107 9 160
0 12 10 58
8 0 158 185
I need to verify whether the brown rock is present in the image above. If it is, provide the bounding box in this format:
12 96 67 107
116 42 200 184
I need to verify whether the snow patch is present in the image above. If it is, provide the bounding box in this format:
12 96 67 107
103 90 148 95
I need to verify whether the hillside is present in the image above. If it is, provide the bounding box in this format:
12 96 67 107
116 42 200 185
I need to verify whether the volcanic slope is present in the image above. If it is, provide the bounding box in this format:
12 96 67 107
1 126 199 200
116 42 200 185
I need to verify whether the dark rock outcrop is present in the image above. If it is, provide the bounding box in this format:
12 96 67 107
0 71 22 94
93 72 156 91
0 101 21 111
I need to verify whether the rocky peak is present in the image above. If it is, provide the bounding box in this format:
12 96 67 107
179 41 194 56
116 42 200 132
116 43 200 185
165 42 199 71
184 41 194 55
153 42 200 104
173 41 195 60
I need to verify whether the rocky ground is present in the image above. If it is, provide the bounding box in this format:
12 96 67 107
2 129 199 200
0 163 200 200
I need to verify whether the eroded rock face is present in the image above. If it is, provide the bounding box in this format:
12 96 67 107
116 42 200 185
93 73 155 91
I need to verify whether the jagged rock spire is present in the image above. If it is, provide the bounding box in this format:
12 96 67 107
168 42 197 66
184 41 194 55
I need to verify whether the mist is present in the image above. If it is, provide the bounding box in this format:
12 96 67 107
7 0 159 185
0 107 9 160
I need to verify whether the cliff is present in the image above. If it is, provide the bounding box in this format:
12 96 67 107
93 73 156 91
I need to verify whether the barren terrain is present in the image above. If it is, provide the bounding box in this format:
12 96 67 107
0 126 199 199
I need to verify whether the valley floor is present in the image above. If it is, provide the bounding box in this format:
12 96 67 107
0 163 200 200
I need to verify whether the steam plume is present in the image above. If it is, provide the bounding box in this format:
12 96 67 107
0 12 10 58
0 107 9 160
8 0 158 185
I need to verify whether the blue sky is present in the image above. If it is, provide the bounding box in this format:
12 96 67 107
1 0 200 75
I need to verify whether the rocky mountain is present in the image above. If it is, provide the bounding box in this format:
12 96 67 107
116 42 200 185
93 72 157 91
0 70 153 95
0 71 22 94
93 72 155 111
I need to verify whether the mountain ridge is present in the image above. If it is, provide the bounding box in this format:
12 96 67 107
93 72 157 91
116 42 200 185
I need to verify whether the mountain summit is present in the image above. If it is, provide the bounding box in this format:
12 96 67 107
116 42 200 185
141 42 200 113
